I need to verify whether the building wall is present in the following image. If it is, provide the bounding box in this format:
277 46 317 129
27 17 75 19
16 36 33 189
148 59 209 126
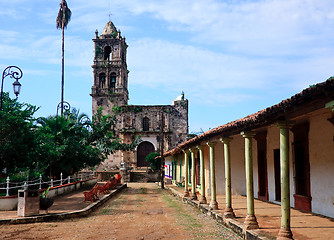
264 125 295 205
266 125 280 202
214 141 226 195
308 108 334 217
92 22 188 170
203 145 211 197
96 100 188 170
229 135 247 195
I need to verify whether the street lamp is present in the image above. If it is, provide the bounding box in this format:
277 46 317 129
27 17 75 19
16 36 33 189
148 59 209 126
51 100 71 178
0 66 23 110
56 101 71 119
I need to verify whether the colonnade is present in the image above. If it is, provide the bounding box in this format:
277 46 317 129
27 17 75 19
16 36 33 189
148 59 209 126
178 121 294 239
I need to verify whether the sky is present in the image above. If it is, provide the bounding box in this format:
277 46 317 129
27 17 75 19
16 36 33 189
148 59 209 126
1 0 334 133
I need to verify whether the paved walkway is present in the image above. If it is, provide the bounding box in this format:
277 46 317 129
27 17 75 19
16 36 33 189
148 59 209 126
169 185 334 240
0 188 91 220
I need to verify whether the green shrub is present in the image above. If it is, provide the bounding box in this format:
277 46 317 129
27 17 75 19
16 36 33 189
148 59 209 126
145 152 161 170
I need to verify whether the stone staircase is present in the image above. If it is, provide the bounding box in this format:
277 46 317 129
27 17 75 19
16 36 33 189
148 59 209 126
131 170 147 182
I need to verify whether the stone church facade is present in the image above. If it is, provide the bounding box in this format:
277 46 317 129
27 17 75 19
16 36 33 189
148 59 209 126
91 21 188 170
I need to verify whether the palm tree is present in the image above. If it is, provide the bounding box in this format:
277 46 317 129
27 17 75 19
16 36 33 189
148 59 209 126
56 0 72 116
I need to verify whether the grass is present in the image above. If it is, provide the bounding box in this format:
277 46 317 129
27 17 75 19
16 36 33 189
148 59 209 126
136 196 145 206
139 187 148 194
98 194 123 215
161 192 203 231
161 191 241 240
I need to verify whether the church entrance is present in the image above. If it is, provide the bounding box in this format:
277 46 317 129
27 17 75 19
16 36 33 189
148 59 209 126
137 141 155 167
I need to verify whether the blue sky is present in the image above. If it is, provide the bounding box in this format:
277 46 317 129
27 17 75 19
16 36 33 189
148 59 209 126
1 0 334 133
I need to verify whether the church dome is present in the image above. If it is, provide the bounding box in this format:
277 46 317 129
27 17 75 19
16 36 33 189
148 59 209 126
101 21 117 37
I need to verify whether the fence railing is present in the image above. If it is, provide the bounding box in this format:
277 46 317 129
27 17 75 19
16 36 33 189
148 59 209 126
0 172 95 197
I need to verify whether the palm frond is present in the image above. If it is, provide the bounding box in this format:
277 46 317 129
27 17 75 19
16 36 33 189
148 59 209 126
56 0 72 29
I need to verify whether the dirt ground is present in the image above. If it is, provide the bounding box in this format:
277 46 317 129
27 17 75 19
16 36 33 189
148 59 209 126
0 183 242 240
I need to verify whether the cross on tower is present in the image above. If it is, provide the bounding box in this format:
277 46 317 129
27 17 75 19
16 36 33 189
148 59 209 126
108 12 112 21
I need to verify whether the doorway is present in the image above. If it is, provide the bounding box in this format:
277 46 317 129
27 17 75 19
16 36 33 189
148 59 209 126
273 149 281 201
292 122 312 211
255 132 268 201
137 141 155 167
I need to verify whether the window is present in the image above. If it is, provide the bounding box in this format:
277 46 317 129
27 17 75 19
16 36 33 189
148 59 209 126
104 46 111 60
110 72 116 89
99 73 106 88
142 117 149 131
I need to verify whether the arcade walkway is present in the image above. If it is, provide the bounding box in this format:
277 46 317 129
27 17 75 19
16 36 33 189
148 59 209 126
168 185 334 240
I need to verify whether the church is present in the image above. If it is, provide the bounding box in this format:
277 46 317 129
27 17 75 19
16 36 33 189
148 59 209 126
90 21 189 170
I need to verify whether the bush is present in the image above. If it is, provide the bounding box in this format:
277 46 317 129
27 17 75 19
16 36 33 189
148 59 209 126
145 152 161 170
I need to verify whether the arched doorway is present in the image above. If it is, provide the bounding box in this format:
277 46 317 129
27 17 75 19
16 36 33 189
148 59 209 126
137 141 155 167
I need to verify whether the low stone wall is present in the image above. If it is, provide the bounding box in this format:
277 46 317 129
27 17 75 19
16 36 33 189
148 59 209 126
0 195 18 211
0 178 97 211
95 171 119 181
0 184 127 225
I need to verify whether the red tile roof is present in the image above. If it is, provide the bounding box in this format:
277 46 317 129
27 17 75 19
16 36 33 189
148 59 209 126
164 77 334 157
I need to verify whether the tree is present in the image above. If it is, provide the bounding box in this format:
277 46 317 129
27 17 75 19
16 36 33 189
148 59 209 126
56 0 72 115
0 93 39 174
35 107 141 177
145 152 160 170
0 94 141 179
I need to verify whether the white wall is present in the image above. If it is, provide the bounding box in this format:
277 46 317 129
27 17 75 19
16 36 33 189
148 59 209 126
309 108 334 218
215 141 226 195
229 135 246 195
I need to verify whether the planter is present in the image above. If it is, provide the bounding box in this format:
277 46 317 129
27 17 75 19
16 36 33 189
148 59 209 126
40 198 54 211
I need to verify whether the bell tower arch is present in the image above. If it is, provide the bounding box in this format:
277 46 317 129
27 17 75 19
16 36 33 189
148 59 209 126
91 21 129 115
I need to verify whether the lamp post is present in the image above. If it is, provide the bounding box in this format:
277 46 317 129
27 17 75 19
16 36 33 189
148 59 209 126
56 101 71 118
160 108 165 189
0 66 23 111
79 115 92 131
52 101 71 178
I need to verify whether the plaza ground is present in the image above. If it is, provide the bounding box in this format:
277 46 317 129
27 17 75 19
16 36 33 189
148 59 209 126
0 183 241 240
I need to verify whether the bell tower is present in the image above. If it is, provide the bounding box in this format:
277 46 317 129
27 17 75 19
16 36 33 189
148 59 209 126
91 21 129 115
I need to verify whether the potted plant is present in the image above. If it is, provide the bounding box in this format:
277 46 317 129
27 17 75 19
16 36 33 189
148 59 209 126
40 186 54 214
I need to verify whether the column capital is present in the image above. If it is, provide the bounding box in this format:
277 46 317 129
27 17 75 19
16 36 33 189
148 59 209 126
220 137 233 144
182 149 189 154
196 145 204 150
207 141 217 147
189 148 197 153
276 121 295 129
241 131 256 138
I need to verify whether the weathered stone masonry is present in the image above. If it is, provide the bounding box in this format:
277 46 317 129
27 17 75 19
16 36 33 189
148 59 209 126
91 21 188 170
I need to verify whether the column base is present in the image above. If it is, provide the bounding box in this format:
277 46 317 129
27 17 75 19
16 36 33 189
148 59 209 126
199 195 207 204
183 190 190 198
190 192 197 200
209 200 218 210
277 227 294 240
223 206 235 218
243 214 259 230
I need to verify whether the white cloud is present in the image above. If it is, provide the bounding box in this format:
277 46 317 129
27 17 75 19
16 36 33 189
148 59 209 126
1 0 334 130
115 0 334 57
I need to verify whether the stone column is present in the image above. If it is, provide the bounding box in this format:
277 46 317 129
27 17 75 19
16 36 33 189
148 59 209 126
189 148 197 200
241 132 259 230
221 137 235 218
197 145 207 204
207 142 218 210
174 157 177 181
277 122 294 240
183 150 190 198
